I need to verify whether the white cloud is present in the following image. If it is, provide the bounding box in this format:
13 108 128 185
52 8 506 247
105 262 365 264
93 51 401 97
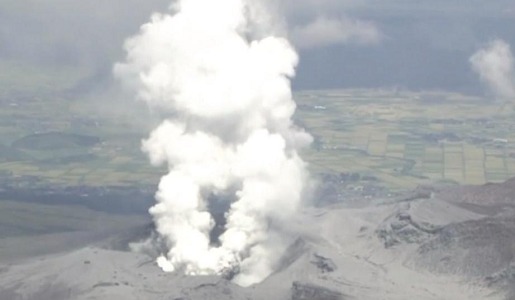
291 16 382 49
470 39 515 100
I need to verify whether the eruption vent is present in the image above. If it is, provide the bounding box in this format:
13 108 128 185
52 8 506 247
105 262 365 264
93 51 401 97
115 0 311 286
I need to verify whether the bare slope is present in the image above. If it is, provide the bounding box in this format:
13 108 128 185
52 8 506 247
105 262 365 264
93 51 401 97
1 178 514 299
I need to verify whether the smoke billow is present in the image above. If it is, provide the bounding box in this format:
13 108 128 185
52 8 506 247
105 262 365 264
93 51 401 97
470 39 515 101
115 0 311 286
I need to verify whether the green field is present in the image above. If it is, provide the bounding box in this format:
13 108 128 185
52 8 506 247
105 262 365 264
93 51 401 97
0 76 162 187
2 81 515 193
295 89 515 191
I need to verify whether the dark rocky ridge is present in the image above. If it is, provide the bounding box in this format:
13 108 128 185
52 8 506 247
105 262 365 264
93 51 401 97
292 282 346 300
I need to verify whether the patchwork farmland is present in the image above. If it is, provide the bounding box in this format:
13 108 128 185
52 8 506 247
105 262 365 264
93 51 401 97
295 89 515 190
1 88 514 194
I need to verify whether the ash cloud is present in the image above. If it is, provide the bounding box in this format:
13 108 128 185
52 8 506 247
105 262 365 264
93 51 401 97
115 0 311 286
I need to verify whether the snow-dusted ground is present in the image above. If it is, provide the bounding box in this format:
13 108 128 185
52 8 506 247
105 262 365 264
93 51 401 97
1 180 514 300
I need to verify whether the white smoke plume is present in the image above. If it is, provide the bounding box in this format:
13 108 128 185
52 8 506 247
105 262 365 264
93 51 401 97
470 39 515 101
115 0 311 286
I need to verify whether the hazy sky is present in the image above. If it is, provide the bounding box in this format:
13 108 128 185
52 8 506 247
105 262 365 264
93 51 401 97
1 0 514 93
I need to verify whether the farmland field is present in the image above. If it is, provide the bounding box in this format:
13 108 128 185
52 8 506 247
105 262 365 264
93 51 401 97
295 89 515 191
1 87 515 195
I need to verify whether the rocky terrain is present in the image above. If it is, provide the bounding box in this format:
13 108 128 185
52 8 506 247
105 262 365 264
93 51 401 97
0 178 514 299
